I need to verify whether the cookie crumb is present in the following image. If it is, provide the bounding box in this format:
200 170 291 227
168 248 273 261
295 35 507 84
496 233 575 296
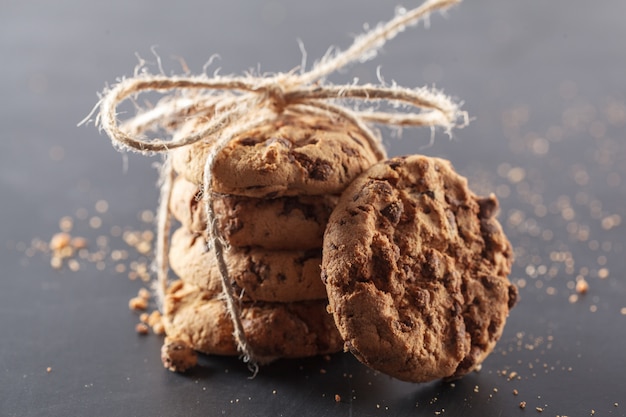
576 278 589 294
46 367 52 373
135 323 149 335
49 232 71 251
161 339 198 372
536 406 543 412
138 288 151 300
335 394 341 402
147 310 162 326
519 401 527 409
513 389 519 396
129 297 148 311
70 236 88 250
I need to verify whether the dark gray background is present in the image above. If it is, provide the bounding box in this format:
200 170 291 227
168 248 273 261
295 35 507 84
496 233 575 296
1 0 625 416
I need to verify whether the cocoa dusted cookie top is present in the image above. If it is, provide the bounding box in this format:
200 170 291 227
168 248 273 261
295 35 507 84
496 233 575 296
170 111 382 198
322 155 518 383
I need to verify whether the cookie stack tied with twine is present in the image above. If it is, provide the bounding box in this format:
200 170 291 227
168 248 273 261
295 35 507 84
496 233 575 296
92 0 518 382
162 110 382 365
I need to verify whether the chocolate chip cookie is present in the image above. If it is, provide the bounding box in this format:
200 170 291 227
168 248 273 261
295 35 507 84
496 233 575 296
169 175 338 250
169 227 327 302
162 280 343 362
322 155 517 382
170 111 382 198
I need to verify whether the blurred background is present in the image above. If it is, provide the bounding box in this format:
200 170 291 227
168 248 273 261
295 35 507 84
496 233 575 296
1 1 625 416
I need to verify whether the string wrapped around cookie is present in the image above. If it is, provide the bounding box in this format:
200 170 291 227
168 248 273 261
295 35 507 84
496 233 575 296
90 0 467 371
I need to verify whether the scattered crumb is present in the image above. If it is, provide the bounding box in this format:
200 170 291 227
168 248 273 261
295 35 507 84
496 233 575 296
49 233 70 251
46 367 52 373
519 401 527 409
147 310 162 327
576 278 589 294
536 406 543 412
59 216 73 232
129 297 148 311
71 236 88 250
95 199 109 214
135 323 149 335
513 389 519 396
335 394 341 402
138 288 151 300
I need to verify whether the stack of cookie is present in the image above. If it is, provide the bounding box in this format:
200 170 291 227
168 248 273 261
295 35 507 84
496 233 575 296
161 111 383 364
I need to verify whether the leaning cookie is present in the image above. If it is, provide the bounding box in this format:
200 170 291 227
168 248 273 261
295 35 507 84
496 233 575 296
161 280 343 363
322 155 518 383
170 111 382 198
169 175 338 250
168 227 327 303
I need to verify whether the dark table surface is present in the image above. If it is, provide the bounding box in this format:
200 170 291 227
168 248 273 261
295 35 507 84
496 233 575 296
2 0 625 416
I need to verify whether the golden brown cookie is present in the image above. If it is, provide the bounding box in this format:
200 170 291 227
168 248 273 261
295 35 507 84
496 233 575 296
162 280 343 362
168 227 327 302
322 155 517 382
170 111 382 198
169 175 338 250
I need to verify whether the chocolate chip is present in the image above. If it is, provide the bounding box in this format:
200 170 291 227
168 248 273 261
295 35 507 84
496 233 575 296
239 137 261 146
341 145 359 157
321 269 328 284
381 201 403 225
507 284 519 310
292 152 332 181
477 195 498 219
385 156 407 169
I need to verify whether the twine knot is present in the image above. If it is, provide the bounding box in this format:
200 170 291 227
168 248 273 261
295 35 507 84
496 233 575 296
88 0 466 373
261 82 289 114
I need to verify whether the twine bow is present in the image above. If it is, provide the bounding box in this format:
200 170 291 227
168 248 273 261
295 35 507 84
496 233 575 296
90 0 466 373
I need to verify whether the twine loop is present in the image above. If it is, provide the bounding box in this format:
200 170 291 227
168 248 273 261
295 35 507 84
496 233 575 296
88 0 466 373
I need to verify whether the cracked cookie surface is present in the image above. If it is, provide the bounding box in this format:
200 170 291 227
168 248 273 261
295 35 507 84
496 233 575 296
322 155 518 382
170 111 382 198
